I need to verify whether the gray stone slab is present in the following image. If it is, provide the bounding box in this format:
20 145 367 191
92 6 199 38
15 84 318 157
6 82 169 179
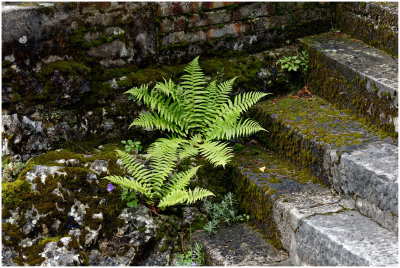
191 223 290 266
294 210 398 266
332 141 398 215
233 147 398 266
251 95 398 231
300 34 398 105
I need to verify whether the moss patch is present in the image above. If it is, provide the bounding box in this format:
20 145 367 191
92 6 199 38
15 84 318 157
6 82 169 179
2 148 129 265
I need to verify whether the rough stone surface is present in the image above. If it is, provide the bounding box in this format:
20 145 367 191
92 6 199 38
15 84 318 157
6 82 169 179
40 237 81 266
301 34 398 105
233 146 398 266
252 95 398 231
295 211 398 266
332 141 398 215
300 32 398 132
337 2 398 56
192 223 290 266
272 189 354 251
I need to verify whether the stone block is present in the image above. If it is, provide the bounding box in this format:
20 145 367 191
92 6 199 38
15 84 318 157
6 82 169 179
207 22 247 40
295 211 398 266
332 141 398 216
232 2 266 21
188 9 232 28
161 30 206 47
87 40 127 59
157 2 201 17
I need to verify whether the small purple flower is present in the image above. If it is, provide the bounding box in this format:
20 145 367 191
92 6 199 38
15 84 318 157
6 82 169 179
192 262 197 266
107 183 114 192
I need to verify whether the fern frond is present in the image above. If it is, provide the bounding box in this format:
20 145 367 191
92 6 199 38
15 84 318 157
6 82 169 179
186 187 214 205
218 92 270 121
158 187 214 209
115 150 153 184
158 189 189 209
163 166 201 195
205 118 266 140
103 175 151 197
147 137 186 195
125 84 149 103
197 141 233 167
130 112 185 136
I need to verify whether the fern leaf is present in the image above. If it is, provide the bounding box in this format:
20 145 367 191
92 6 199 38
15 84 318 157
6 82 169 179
158 187 214 208
205 118 266 140
115 150 153 184
163 166 201 196
158 189 188 209
147 137 186 195
130 112 185 136
186 187 215 205
197 141 233 167
218 92 270 121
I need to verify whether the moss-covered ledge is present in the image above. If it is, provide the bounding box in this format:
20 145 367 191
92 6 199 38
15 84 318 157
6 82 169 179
300 32 398 136
249 95 395 186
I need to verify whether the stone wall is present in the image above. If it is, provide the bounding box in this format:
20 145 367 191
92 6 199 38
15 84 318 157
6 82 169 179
2 2 334 158
336 2 398 56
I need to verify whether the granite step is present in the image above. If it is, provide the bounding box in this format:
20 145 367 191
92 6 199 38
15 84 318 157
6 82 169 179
249 95 398 232
192 222 291 266
299 32 398 133
230 146 398 266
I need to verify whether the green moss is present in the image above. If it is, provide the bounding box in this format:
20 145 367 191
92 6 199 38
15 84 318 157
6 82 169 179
39 60 91 77
2 179 32 209
304 39 397 137
38 236 62 246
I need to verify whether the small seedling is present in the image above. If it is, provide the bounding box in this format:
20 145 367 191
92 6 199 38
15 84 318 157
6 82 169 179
121 140 142 153
121 188 138 208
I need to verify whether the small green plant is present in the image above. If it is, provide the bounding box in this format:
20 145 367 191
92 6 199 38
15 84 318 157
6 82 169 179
203 220 218 236
175 242 205 266
104 148 214 210
2 160 25 183
121 188 139 208
121 140 142 153
279 50 309 73
105 57 268 210
125 56 269 168
43 110 62 123
203 192 249 236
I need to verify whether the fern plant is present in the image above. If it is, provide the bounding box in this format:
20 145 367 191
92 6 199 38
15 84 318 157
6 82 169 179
125 56 270 167
104 145 214 210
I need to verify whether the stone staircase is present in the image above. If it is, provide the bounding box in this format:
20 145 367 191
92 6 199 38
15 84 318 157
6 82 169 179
196 3 398 266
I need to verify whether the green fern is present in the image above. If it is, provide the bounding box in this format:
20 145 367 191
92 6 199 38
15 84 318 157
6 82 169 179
126 56 269 167
104 149 214 209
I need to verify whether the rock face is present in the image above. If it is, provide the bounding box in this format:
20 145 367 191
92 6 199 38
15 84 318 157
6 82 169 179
192 223 290 266
1 149 191 266
1 2 333 158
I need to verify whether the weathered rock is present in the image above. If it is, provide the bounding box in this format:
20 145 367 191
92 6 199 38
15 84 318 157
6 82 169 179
232 146 398 266
87 40 127 59
192 223 290 266
2 150 193 266
294 211 398 266
40 237 82 266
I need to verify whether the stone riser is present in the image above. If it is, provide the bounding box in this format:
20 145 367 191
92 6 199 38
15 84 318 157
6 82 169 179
250 96 398 233
300 33 398 134
231 148 398 266
336 2 398 56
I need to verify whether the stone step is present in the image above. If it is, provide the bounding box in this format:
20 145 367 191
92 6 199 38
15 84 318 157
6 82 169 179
249 96 398 232
299 32 398 134
230 146 398 266
192 222 291 266
336 2 398 56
